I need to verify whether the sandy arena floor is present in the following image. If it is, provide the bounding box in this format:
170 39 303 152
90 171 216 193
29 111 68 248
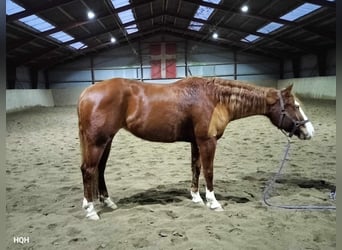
6 99 336 250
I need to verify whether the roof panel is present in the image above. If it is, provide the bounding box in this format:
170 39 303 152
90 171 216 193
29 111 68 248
188 21 204 31
18 14 55 32
70 41 87 50
126 24 138 34
194 6 215 20
110 0 130 9
50 31 74 43
241 34 260 43
118 9 135 24
257 22 284 34
6 0 25 15
203 0 221 4
280 3 322 21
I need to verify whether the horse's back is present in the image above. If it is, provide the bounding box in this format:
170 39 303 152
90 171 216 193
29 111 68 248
77 77 205 142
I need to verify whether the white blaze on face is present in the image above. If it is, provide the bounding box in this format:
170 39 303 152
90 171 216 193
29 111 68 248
295 100 315 138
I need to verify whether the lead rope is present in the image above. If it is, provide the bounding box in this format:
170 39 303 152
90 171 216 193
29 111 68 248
262 134 336 210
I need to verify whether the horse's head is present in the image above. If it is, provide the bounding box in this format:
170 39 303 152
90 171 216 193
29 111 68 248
266 85 314 140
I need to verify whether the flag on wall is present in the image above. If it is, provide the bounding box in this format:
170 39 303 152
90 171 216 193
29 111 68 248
150 43 176 79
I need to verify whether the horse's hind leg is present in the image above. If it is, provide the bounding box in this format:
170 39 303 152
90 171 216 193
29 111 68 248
98 139 117 209
80 143 106 220
190 141 204 205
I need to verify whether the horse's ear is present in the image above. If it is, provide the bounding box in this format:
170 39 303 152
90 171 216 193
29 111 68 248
281 84 293 96
266 89 278 105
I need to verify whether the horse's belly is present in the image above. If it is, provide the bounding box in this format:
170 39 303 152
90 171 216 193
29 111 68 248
125 118 193 142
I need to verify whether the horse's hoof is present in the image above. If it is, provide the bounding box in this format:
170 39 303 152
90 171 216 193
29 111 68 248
192 199 205 205
212 206 224 212
207 201 224 211
86 212 100 220
191 191 204 205
103 198 118 210
105 202 118 210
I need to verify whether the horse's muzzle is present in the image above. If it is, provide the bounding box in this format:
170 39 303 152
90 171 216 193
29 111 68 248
297 125 314 140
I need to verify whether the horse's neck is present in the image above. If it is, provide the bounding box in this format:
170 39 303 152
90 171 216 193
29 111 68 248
212 83 268 120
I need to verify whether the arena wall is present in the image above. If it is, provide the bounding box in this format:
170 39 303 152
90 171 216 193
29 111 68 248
6 75 336 112
51 87 86 106
278 76 336 100
6 89 54 113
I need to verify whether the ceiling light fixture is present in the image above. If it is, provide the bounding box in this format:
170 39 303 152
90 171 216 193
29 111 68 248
241 5 249 12
110 37 116 43
87 11 95 19
212 32 218 39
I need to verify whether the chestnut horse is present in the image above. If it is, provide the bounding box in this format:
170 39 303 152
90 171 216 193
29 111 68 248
77 77 314 220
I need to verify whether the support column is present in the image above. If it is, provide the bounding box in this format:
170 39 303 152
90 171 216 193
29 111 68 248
279 59 284 79
7 64 16 89
90 56 95 84
44 70 50 89
30 68 38 89
317 52 327 76
138 41 143 81
292 56 301 78
185 40 188 77
233 50 237 80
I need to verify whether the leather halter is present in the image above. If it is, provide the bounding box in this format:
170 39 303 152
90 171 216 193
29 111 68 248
277 91 309 137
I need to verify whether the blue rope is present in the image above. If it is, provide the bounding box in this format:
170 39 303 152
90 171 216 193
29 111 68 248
262 136 336 210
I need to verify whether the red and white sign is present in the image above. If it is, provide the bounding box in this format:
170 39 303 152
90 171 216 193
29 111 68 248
150 43 176 79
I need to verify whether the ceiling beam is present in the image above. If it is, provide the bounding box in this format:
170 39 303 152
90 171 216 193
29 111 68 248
158 26 285 59
9 12 166 67
301 0 336 9
165 13 316 54
7 20 90 51
6 0 78 22
183 0 335 41
33 27 162 70
7 0 156 51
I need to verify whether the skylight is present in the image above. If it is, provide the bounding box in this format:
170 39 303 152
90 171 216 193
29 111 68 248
241 34 260 43
70 42 87 50
257 22 284 34
240 2 324 45
50 31 87 50
110 1 139 35
280 3 321 21
203 0 221 3
110 0 130 9
188 0 221 31
49 31 74 43
194 5 215 20
188 21 204 31
19 15 55 32
117 9 135 24
125 24 138 34
6 0 25 15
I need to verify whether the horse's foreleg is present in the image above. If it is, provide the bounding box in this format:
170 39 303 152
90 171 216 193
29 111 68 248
197 138 224 211
98 139 117 210
190 142 204 205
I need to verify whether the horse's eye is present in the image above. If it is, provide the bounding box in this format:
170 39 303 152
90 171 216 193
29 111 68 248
295 105 300 110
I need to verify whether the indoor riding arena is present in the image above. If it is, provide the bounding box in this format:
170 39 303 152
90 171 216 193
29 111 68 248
6 1 336 249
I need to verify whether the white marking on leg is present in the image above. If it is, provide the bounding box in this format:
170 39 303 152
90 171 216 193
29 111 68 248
191 191 204 205
103 197 118 210
205 187 224 211
296 100 314 138
82 198 100 220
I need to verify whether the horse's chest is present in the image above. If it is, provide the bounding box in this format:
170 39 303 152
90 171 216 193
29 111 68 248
207 104 229 137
